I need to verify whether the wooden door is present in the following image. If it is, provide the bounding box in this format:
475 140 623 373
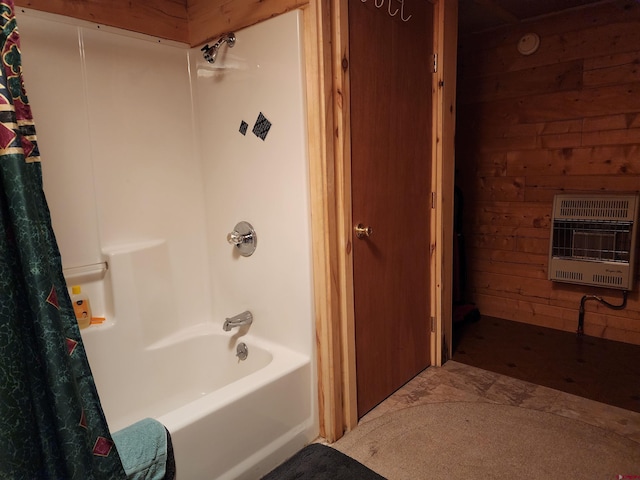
349 0 434 417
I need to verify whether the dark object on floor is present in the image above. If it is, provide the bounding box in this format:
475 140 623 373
261 443 386 480
453 303 480 324
452 185 467 304
452 184 480 325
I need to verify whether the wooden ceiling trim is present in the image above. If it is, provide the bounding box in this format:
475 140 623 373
472 0 519 23
187 0 308 47
15 0 189 43
14 0 310 47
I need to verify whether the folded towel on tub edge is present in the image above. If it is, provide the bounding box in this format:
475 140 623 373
112 417 172 480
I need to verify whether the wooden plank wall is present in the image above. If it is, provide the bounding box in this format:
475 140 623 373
15 0 189 43
455 0 640 345
14 0 305 47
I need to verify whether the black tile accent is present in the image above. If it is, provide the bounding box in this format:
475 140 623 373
252 112 272 141
239 120 248 135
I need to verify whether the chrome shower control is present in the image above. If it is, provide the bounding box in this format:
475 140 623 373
227 221 257 257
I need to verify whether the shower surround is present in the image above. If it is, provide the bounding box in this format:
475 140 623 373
17 8 317 479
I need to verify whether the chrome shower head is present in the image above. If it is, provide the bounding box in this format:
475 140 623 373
201 32 236 64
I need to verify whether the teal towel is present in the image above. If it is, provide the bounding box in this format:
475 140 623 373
112 418 168 480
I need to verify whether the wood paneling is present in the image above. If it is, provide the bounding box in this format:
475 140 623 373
457 60 583 104
456 0 640 345
15 0 189 43
464 1 640 52
15 0 307 46
187 0 307 46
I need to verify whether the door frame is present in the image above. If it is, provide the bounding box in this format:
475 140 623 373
302 0 458 441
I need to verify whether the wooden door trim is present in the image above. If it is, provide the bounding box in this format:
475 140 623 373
302 0 344 443
433 0 459 365
330 0 359 432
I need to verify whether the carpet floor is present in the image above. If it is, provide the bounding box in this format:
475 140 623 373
330 361 640 480
334 401 640 480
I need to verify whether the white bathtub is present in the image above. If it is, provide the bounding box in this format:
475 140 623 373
82 323 315 479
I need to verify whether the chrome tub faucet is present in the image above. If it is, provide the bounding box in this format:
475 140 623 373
223 310 253 331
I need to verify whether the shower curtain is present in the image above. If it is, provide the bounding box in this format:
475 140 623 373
0 2 126 478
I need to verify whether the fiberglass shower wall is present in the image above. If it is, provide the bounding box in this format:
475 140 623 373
17 9 211 340
16 8 315 357
192 10 315 355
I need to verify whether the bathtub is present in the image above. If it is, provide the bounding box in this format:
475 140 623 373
82 323 315 479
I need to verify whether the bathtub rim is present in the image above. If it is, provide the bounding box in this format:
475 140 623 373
145 324 311 433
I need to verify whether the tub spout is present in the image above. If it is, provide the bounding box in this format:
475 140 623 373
223 310 253 331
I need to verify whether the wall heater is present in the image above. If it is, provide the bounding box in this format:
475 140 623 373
548 193 640 291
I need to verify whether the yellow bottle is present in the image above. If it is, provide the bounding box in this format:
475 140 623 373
71 285 92 329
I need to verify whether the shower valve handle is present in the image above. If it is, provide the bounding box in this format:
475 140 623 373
227 221 257 257
227 230 252 245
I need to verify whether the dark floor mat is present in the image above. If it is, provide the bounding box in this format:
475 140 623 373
261 443 386 480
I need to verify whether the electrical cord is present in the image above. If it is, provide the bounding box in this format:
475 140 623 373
577 290 628 336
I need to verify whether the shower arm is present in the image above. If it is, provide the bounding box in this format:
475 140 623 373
201 33 236 64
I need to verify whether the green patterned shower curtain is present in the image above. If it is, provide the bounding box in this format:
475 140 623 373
0 2 126 478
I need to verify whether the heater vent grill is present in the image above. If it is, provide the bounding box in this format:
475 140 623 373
548 194 639 290
558 198 631 219
593 274 623 286
555 270 583 281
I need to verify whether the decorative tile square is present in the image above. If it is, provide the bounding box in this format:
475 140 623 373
239 120 248 136
252 112 272 141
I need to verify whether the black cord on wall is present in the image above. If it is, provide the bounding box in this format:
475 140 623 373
577 291 628 336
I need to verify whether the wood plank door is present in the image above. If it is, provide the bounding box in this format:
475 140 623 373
349 0 434 417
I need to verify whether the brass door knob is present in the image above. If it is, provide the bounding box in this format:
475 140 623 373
355 224 372 239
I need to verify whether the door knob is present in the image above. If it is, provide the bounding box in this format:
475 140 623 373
355 224 372 239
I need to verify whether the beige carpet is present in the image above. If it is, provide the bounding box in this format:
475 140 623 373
333 402 640 479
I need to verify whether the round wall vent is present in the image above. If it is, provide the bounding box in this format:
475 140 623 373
517 33 540 55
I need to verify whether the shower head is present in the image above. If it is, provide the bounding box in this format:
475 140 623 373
201 32 236 64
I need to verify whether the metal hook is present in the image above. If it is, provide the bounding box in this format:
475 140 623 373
358 0 412 22
388 0 399 16
400 0 412 22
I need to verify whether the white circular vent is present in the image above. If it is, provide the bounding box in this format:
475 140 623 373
517 33 540 55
